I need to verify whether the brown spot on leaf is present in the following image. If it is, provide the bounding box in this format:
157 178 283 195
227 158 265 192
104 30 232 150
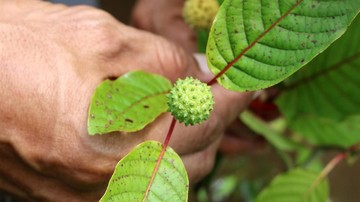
143 105 150 109
125 118 133 123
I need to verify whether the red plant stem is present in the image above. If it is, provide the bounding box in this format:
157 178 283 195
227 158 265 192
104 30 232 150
143 117 177 202
207 0 303 86
310 142 360 191
318 153 346 181
163 117 177 147
322 142 360 177
307 152 346 196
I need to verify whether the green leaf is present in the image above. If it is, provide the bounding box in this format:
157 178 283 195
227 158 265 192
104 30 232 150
276 16 360 147
289 115 360 148
240 111 303 152
197 29 209 53
211 176 238 201
217 0 225 5
255 169 329 202
206 0 360 91
100 141 189 202
88 71 171 135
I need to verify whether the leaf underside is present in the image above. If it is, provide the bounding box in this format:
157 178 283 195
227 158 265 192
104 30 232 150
255 169 328 202
207 0 360 91
88 71 171 135
100 141 189 202
276 16 360 148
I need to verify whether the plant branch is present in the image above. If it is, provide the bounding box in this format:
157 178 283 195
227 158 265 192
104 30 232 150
308 141 360 193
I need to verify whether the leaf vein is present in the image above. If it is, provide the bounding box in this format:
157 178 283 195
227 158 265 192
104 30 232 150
209 0 304 84
277 23 341 34
116 91 169 119
285 51 360 90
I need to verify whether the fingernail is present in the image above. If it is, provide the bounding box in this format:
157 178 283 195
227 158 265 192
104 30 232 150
193 53 211 74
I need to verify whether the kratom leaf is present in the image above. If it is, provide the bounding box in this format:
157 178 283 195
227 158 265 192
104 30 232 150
288 115 360 148
240 111 303 152
276 16 360 148
255 169 329 202
100 141 189 202
206 0 360 91
211 176 238 201
88 71 171 135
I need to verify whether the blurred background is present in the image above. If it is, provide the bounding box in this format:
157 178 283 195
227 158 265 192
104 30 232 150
1 1 359 202
51 0 135 24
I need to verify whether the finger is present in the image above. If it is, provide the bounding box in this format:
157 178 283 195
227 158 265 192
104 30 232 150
158 16 197 52
181 136 222 182
96 25 202 83
133 51 253 155
0 143 104 201
154 84 253 156
131 0 196 52
131 0 154 30
219 119 266 155
211 84 254 129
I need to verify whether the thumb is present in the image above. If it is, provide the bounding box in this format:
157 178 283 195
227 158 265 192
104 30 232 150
96 25 203 83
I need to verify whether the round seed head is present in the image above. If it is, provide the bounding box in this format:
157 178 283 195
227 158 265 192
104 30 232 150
182 0 219 30
167 77 214 126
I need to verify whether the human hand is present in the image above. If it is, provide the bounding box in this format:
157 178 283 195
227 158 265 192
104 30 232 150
132 0 197 52
0 0 252 201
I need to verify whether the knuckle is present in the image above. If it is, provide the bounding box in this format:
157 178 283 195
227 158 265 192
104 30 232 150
183 140 219 182
60 6 124 57
33 149 110 187
92 22 122 55
153 39 190 81
188 150 216 182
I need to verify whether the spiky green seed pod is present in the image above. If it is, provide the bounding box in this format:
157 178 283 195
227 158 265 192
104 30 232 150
167 77 214 126
182 0 219 30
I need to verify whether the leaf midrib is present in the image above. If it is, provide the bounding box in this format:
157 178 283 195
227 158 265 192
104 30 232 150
116 90 169 119
208 0 304 85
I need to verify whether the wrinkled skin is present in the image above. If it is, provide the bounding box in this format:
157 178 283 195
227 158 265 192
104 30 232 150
0 0 252 201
